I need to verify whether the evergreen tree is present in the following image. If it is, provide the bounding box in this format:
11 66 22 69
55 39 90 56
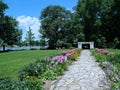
25 27 35 49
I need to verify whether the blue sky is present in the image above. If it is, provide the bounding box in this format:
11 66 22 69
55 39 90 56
3 0 78 40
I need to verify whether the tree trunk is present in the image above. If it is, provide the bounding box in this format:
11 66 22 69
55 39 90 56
3 45 5 52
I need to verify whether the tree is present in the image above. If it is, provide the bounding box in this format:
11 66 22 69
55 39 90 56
75 0 103 41
56 39 62 48
0 16 21 45
0 38 3 46
108 0 120 48
25 27 35 49
39 38 47 49
0 0 22 51
40 5 72 49
17 29 22 46
0 0 8 17
74 0 120 48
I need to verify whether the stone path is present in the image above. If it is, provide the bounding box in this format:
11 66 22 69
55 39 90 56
50 50 110 90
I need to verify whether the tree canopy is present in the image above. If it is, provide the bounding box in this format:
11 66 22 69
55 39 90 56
73 0 120 48
0 0 22 48
40 5 72 49
40 0 120 49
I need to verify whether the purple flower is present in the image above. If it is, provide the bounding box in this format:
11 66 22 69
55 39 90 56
52 55 66 64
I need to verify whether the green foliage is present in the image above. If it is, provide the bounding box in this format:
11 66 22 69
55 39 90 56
0 38 3 46
56 39 62 48
39 0 120 49
92 49 120 89
25 27 35 49
109 38 120 49
40 38 47 47
73 0 120 48
19 56 70 80
96 36 107 48
0 0 22 49
0 77 14 90
18 59 51 80
42 70 57 80
0 77 44 90
53 64 65 75
65 43 72 49
0 0 8 16
20 77 44 90
40 5 72 48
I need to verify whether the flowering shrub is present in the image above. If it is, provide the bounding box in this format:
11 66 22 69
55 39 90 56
92 49 120 89
17 48 81 89
65 49 80 60
52 55 67 64
0 49 81 90
96 48 109 54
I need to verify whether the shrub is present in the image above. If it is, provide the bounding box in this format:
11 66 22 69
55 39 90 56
92 49 120 89
19 59 51 80
0 77 15 90
53 64 65 75
0 77 44 90
42 70 57 80
20 77 44 90
65 43 72 49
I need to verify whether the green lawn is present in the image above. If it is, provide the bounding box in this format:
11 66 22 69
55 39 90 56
0 50 62 80
107 49 120 54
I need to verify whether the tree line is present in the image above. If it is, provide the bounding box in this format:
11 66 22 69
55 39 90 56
40 0 120 49
0 0 120 50
0 0 37 51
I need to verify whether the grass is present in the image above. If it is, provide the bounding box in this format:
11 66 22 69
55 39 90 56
0 50 62 80
106 49 120 54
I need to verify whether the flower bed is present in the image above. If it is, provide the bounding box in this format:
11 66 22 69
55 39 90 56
0 48 81 90
19 49 81 80
92 49 120 89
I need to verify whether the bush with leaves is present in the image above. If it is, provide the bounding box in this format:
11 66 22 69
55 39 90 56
19 58 51 80
42 70 57 80
0 77 44 90
92 49 120 89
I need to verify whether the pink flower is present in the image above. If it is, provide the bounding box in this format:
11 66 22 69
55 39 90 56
52 55 66 64
97 49 108 54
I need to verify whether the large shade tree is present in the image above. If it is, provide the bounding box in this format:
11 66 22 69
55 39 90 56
74 0 120 48
105 0 120 48
39 0 120 49
40 5 72 49
0 0 22 51
75 0 103 41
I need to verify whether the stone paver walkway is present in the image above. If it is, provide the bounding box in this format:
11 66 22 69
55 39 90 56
50 50 110 90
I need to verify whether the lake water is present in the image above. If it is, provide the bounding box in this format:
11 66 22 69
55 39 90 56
0 46 47 51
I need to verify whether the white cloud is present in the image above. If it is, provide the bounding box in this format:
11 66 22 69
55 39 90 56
17 16 41 40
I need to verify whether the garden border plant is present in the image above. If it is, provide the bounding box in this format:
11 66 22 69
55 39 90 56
92 48 120 89
0 48 81 90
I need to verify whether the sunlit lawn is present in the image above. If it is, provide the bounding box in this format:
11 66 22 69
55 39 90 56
0 50 62 80
107 49 120 54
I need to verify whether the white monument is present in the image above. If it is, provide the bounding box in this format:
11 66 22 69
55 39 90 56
78 42 94 49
